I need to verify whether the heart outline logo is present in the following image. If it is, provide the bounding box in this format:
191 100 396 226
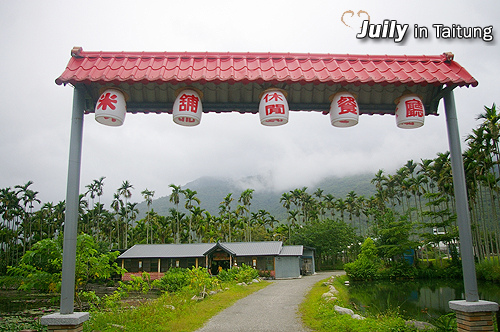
341 10 370 30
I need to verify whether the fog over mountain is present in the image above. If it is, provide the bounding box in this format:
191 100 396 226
136 173 376 221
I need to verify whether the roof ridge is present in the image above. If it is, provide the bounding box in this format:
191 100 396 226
71 47 447 62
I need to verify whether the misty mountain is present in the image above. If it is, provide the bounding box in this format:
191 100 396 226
136 173 376 221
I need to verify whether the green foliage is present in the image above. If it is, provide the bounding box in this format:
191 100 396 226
476 257 500 282
415 259 462 279
187 267 220 295
153 268 190 292
75 234 125 290
344 238 384 280
6 235 124 293
0 315 47 332
432 312 456 332
217 264 259 283
373 209 417 261
381 261 417 280
154 267 220 296
294 218 359 267
119 272 153 294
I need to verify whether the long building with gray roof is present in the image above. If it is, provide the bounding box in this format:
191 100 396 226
118 241 315 280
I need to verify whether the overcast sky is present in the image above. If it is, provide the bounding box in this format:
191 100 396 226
0 0 498 206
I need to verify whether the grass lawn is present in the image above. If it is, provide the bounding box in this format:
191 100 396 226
84 281 269 332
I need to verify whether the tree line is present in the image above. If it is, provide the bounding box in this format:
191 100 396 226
1 104 499 273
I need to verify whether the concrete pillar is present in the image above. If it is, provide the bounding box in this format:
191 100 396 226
443 89 479 302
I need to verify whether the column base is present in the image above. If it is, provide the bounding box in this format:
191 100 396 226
40 312 89 332
449 300 498 332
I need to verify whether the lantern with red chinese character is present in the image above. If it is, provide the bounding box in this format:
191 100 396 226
259 88 289 126
172 88 203 126
329 91 359 127
395 93 425 129
95 88 127 126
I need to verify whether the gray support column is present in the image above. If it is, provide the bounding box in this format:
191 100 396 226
443 89 479 302
60 87 85 314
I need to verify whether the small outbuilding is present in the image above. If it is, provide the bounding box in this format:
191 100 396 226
118 241 315 281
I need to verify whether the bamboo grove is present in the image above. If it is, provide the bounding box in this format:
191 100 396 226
0 104 499 273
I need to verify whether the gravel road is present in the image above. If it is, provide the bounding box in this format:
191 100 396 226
196 271 345 332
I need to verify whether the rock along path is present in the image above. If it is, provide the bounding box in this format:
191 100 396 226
196 271 345 332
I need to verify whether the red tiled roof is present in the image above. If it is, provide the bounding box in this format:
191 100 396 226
56 47 477 88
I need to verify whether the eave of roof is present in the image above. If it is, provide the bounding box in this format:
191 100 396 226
56 47 478 116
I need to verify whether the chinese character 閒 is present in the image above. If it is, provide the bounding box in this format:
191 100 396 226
265 104 285 115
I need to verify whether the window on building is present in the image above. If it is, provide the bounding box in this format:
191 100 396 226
124 259 139 273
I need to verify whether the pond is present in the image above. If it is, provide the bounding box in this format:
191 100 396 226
347 278 500 323
0 287 162 317
0 290 59 315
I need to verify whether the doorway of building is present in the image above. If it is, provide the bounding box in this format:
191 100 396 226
210 251 231 275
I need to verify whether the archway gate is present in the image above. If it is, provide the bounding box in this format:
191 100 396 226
45 47 495 329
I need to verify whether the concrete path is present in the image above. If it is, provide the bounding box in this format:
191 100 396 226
196 271 345 332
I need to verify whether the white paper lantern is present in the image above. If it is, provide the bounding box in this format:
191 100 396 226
259 89 289 126
173 88 203 126
395 94 425 129
95 88 127 126
329 91 359 127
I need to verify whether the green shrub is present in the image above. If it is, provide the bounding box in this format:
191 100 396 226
153 268 190 292
381 261 417 280
217 264 259 283
344 238 384 281
188 267 220 295
476 257 500 282
217 267 240 282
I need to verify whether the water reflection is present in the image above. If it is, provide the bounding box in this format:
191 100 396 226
348 279 500 322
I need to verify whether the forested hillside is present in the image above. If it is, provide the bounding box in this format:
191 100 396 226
135 174 376 221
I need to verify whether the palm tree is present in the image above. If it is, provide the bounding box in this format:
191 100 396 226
0 187 22 265
118 181 134 248
141 188 155 244
335 198 347 222
169 184 182 244
220 193 234 242
94 177 106 241
323 193 336 219
238 189 254 241
288 210 299 244
111 192 123 248
183 188 200 243
15 181 39 252
280 192 292 238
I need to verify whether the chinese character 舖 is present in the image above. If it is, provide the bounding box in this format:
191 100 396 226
178 94 199 113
